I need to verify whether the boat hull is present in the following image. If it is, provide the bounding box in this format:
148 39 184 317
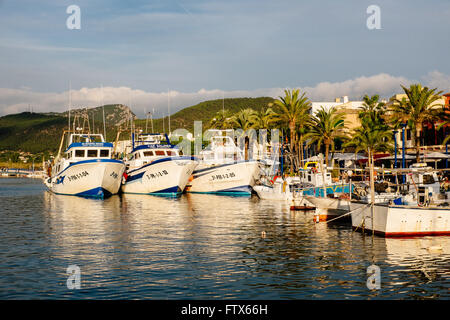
186 160 260 195
305 196 353 211
254 185 315 209
253 184 290 200
121 157 198 196
351 203 450 237
45 159 125 199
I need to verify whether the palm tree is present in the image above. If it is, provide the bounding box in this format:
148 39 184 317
229 108 259 130
295 106 311 165
273 89 311 154
344 104 393 232
359 94 386 125
390 84 443 162
229 108 259 160
305 106 346 168
253 107 279 130
209 109 233 129
437 109 450 145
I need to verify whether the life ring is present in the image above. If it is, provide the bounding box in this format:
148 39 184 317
270 175 280 184
311 167 318 173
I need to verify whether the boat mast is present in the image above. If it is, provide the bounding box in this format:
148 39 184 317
368 149 375 237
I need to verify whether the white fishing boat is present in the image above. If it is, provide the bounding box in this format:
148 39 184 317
44 133 125 198
253 176 300 201
185 134 260 195
121 133 198 196
350 202 450 237
253 176 315 209
351 163 450 237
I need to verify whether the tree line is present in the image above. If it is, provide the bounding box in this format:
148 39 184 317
209 84 446 171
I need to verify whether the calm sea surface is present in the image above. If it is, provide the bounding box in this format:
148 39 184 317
0 178 449 299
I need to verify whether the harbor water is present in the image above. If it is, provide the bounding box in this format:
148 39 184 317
0 178 449 299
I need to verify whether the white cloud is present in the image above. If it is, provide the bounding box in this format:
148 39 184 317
1 72 448 118
422 71 450 92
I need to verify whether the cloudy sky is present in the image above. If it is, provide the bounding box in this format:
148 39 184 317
1 0 450 118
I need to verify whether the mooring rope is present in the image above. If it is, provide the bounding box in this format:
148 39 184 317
324 203 370 223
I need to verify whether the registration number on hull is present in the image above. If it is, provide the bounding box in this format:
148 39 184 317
68 171 89 182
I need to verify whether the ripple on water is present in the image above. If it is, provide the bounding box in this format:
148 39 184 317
0 178 449 299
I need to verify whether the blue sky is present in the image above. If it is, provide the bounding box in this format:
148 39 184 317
1 0 450 117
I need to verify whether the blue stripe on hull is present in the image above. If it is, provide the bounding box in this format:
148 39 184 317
52 187 113 199
123 186 182 197
54 159 124 178
188 185 252 196
125 172 145 183
127 156 197 175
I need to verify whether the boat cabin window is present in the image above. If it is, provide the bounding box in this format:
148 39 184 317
135 153 140 159
67 151 72 159
143 151 154 157
423 174 435 184
99 149 109 157
155 150 165 156
75 150 85 157
87 150 97 158
166 150 176 156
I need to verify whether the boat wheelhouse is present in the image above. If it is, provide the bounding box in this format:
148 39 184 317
44 133 125 198
121 133 198 196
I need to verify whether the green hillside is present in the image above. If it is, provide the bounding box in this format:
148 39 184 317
134 97 275 132
0 112 67 153
63 104 135 128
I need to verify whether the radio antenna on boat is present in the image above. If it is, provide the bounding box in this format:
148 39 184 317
145 107 147 132
152 108 154 132
92 110 95 134
167 89 171 134
162 112 165 133
68 81 71 131
67 81 72 149
101 84 106 139
146 110 153 133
